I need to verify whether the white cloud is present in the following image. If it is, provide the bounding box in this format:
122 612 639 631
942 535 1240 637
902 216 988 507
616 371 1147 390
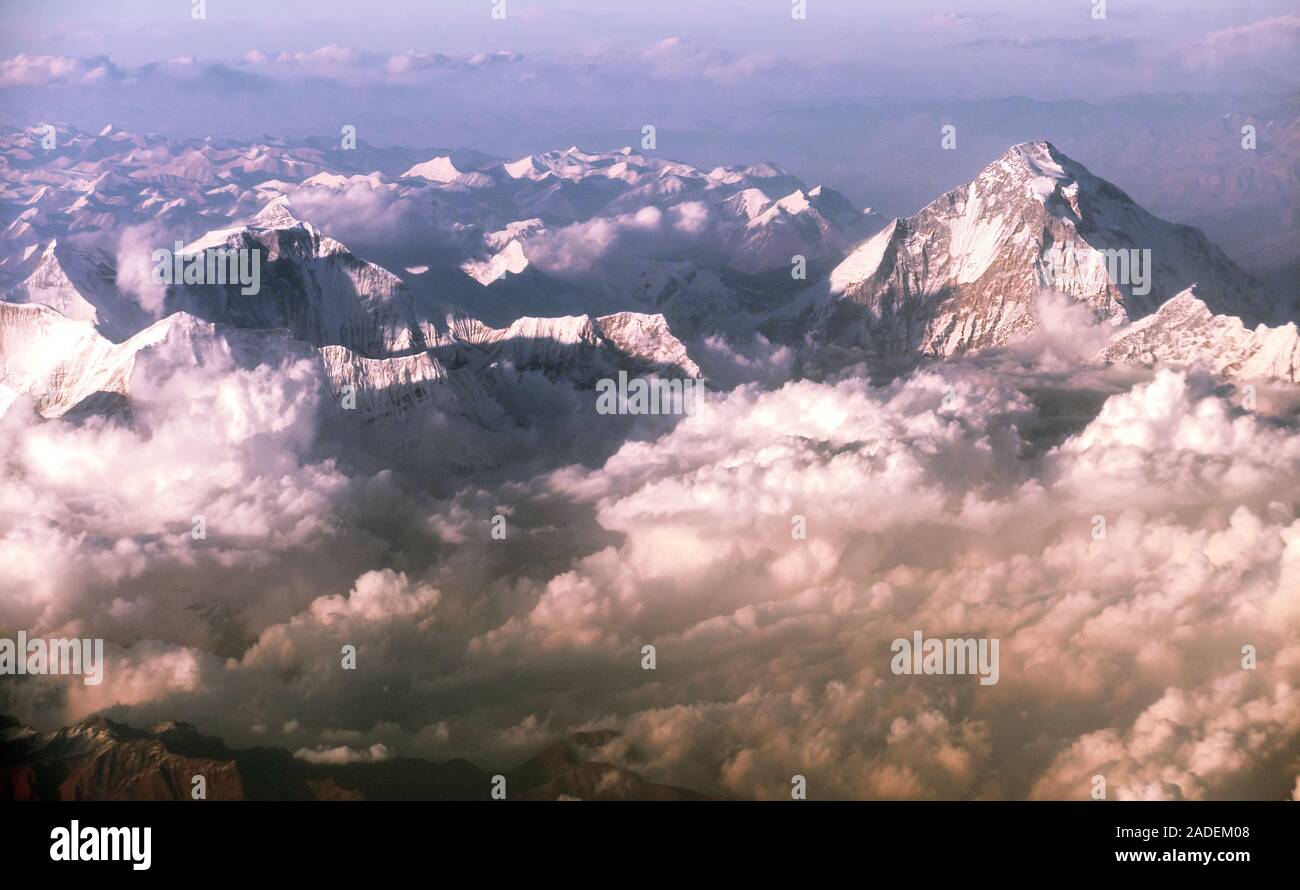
641 37 778 85
461 367 1300 799
671 201 710 234
0 54 118 88
1201 15 1300 55
295 742 392 764
114 224 169 317
524 206 664 276
1185 15 1300 70
3 298 1297 801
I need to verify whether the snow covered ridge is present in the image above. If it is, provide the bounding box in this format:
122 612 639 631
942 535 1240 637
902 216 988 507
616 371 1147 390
1 240 149 341
0 303 700 427
1 169 711 434
1098 290 1300 384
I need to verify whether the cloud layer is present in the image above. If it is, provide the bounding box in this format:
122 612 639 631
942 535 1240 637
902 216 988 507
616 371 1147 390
4 326 1297 799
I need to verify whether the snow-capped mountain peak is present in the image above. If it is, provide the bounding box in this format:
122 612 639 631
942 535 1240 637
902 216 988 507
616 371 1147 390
402 156 463 182
251 195 302 229
461 239 530 285
821 140 1277 358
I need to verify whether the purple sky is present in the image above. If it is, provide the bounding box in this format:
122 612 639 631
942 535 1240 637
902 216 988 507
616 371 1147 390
2 1 1297 221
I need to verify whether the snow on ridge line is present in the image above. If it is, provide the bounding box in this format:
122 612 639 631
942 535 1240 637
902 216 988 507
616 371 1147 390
1099 289 1300 383
829 220 897 293
402 156 463 182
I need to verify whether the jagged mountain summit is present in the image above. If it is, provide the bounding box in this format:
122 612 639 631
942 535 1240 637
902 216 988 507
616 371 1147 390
812 141 1279 359
166 197 437 359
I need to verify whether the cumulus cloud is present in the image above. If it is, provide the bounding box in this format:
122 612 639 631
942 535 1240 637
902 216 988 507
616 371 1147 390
114 223 169 317
693 333 797 388
236 44 528 85
0 319 389 660
523 206 664 276
1197 15 1300 58
0 54 119 88
239 570 441 675
458 367 1300 799
240 44 369 77
65 643 209 717
3 255 1298 800
386 49 451 75
1030 674 1300 800
670 201 710 235
281 178 433 256
1012 289 1121 367
295 742 392 764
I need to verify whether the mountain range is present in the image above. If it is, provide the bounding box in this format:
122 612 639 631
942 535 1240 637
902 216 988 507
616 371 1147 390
2 127 1297 448
0 714 709 801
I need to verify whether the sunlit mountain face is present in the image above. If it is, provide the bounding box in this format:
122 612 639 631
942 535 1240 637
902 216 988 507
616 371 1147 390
2 0 1298 802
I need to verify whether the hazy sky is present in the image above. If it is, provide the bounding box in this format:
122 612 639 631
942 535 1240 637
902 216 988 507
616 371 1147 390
3 0 1296 96
2 1 1297 220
